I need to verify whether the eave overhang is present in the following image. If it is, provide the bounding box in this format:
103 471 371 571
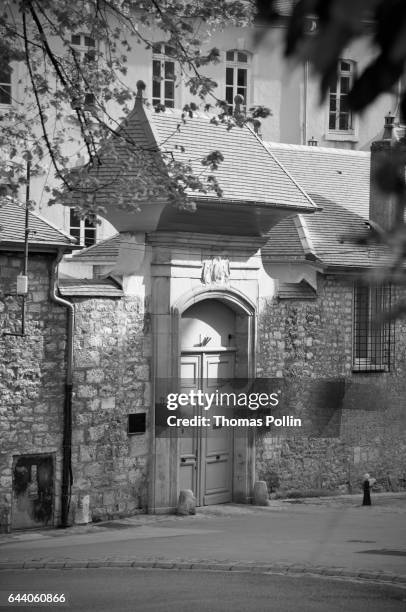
102 195 319 236
0 242 79 254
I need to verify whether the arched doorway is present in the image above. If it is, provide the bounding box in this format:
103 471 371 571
178 297 252 505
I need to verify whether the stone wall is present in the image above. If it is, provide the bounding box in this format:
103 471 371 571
256 274 406 494
0 252 66 532
0 251 151 531
69 295 151 522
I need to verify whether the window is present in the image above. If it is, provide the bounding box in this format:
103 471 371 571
69 209 96 247
152 43 176 108
329 60 355 132
128 413 146 435
225 50 250 114
353 283 393 371
70 33 96 63
0 61 11 105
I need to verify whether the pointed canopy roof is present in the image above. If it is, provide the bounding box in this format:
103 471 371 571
68 99 317 234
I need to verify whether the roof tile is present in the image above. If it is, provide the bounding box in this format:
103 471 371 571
264 142 370 218
70 105 317 214
0 198 76 249
58 277 123 296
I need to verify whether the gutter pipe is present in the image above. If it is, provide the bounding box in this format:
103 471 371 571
50 249 74 528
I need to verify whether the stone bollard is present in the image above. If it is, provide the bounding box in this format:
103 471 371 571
176 489 196 516
75 494 91 524
253 481 269 506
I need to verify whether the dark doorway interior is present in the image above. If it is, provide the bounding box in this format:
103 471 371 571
12 454 54 529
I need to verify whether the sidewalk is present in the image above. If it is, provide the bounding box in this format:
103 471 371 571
1 493 406 585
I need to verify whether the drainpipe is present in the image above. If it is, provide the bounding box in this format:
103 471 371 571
50 249 74 528
303 60 309 145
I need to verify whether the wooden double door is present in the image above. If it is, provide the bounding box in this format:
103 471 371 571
179 351 235 506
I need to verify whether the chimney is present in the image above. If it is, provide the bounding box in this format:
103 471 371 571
369 112 405 231
135 80 146 104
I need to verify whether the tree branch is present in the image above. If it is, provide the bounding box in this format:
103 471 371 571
22 10 72 191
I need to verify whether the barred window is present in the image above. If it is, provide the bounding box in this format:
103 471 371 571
152 43 176 108
353 283 393 371
329 60 355 132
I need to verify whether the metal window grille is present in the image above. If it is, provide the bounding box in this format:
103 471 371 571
353 283 394 371
329 59 355 131
152 43 175 108
225 50 249 114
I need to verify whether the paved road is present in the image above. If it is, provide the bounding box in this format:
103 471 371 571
1 569 405 612
1 504 406 578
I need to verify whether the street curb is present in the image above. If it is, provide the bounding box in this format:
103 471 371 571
1 559 406 586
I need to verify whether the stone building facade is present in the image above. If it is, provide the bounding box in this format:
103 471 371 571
1 103 406 532
0 240 151 531
256 274 406 494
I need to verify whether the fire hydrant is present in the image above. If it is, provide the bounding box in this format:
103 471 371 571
362 473 376 506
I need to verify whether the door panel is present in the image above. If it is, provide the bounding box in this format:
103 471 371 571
179 355 200 496
201 353 234 505
179 351 234 506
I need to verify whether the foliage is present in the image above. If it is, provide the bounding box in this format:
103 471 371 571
0 0 271 215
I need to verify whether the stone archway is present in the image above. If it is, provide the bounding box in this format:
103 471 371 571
172 285 256 381
150 286 257 512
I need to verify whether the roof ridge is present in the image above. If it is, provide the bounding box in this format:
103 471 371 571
256 129 318 210
294 214 317 258
265 142 371 157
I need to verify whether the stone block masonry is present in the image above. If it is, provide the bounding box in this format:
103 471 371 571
70 295 151 523
0 253 66 532
0 252 151 531
256 274 406 494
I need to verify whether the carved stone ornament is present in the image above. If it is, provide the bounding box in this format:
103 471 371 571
201 256 230 285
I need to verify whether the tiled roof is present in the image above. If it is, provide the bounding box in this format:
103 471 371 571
69 103 317 214
0 198 76 250
150 108 315 209
263 197 393 269
58 277 123 297
73 233 120 261
278 280 316 299
265 142 370 218
262 142 393 269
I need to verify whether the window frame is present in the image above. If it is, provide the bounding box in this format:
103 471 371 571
69 208 97 247
152 43 176 109
326 59 358 141
352 283 393 372
225 49 251 115
70 33 96 63
0 60 12 107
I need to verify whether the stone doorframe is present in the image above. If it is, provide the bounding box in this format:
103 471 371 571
149 284 257 513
